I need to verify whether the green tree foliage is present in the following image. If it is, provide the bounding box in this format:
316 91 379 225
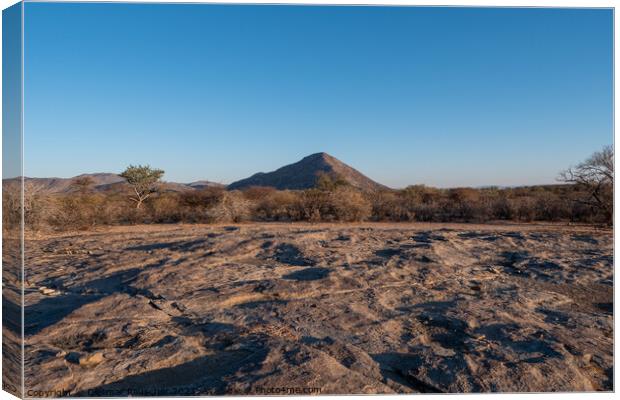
120 165 165 209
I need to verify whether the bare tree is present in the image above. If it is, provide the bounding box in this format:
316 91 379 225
120 165 165 209
559 145 613 223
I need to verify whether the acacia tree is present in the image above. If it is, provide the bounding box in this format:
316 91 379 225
559 145 613 224
120 165 165 209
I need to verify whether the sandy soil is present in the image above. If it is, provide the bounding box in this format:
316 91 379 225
17 223 613 395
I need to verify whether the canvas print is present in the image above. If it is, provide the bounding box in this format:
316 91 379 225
2 2 614 397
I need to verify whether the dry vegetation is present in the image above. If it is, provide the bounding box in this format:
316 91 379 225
3 146 612 232
2 181 611 233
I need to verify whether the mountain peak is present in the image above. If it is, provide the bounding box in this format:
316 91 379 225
303 152 333 160
228 153 386 191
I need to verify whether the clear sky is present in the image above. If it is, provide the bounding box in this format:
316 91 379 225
23 3 612 188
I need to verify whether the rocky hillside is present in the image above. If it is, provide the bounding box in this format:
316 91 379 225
228 152 386 191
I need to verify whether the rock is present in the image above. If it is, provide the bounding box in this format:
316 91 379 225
22 223 614 393
64 352 81 364
39 286 60 296
467 319 480 329
79 352 104 367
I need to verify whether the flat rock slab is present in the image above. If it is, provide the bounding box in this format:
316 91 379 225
21 223 613 394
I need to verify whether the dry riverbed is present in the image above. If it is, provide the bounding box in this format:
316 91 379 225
17 223 613 394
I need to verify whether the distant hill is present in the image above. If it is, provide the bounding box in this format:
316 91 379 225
95 180 196 194
7 173 125 194
3 173 221 194
228 152 387 191
187 180 226 190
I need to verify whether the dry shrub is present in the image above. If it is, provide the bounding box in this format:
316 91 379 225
534 192 568 221
178 187 226 222
22 182 50 230
367 184 608 223
42 192 139 230
371 190 413 221
242 186 277 201
101 195 138 225
299 188 371 222
207 191 251 222
512 197 537 222
2 182 22 232
449 188 480 203
47 196 86 229
17 180 609 231
491 195 513 220
147 193 182 223
254 190 302 221
401 185 441 204
399 185 444 221
445 188 483 221
47 193 106 230
180 187 225 208
298 189 327 222
329 188 372 222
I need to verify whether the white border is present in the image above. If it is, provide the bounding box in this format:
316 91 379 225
0 1 616 400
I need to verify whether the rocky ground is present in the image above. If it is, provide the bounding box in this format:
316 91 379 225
15 223 613 395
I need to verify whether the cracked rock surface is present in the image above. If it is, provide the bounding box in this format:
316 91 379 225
19 223 613 395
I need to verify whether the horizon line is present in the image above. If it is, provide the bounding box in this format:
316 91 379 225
2 173 569 190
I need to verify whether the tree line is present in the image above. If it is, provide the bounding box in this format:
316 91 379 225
4 146 613 231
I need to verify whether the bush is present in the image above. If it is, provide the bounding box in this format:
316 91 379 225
329 188 372 222
242 186 277 201
2 182 22 232
298 189 326 222
254 190 302 221
148 194 183 223
206 191 251 222
16 180 610 232
370 190 413 221
178 187 225 222
298 187 371 222
47 193 107 230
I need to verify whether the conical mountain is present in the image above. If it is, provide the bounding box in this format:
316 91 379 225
228 152 387 191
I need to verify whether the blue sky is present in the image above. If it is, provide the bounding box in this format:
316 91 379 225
22 4 612 188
